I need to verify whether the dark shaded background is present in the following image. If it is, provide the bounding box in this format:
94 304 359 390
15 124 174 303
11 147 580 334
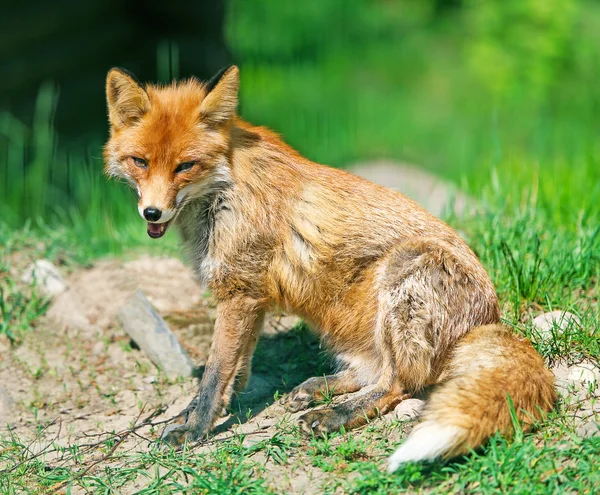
1 0 229 140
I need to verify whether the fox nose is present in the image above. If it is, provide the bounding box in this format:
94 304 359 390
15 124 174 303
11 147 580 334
143 207 162 222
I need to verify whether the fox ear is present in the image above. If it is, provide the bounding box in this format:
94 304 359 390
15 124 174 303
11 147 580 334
200 66 239 125
106 68 150 128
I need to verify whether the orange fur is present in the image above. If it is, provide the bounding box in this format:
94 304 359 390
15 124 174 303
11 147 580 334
103 66 556 463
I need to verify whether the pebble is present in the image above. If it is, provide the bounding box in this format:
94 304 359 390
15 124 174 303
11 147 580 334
22 259 68 297
532 311 580 341
552 361 600 395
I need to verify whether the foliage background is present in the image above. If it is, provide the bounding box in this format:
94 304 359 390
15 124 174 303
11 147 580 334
1 0 599 248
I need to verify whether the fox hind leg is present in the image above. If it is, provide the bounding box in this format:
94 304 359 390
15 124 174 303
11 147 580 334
297 308 410 435
298 241 487 436
298 386 409 436
285 369 362 413
297 324 413 436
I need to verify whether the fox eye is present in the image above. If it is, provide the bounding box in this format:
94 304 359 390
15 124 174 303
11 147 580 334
131 156 147 169
175 161 196 173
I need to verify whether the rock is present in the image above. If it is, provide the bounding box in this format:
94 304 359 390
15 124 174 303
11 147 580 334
576 421 600 438
567 364 599 388
552 361 600 395
22 260 68 297
117 291 195 377
394 398 425 421
348 160 475 218
0 385 15 423
532 311 580 341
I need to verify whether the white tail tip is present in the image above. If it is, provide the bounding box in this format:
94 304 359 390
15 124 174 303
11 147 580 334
387 422 465 473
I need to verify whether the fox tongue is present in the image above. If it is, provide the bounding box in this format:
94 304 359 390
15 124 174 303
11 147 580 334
147 222 166 238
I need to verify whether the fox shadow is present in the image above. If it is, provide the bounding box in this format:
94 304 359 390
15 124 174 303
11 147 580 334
211 322 334 433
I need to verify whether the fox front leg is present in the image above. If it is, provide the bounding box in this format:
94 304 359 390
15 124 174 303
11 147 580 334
161 297 265 448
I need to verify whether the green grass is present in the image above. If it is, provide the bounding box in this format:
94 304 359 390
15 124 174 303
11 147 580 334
0 437 274 494
346 432 600 494
0 279 48 346
1 401 599 493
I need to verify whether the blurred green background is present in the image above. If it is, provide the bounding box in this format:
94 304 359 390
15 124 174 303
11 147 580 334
1 0 599 253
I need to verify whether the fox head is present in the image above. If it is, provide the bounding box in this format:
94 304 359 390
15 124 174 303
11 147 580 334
103 66 239 238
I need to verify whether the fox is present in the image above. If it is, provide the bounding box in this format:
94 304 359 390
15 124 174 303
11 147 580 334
103 65 556 470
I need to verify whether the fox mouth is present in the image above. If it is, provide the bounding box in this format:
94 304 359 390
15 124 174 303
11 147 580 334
147 219 172 239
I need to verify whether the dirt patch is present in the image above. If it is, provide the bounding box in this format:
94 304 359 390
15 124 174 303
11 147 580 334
0 256 310 430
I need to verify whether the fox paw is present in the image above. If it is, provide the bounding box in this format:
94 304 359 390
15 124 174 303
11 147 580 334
297 408 343 437
285 387 315 413
160 406 203 449
160 423 203 449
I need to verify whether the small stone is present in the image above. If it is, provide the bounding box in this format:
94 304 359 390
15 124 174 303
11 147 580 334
394 398 425 421
22 260 68 297
567 364 599 388
532 311 580 341
576 421 600 438
552 361 600 395
0 385 15 423
117 291 195 377
144 375 157 384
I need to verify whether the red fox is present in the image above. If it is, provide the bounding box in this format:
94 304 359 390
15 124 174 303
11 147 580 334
103 66 556 470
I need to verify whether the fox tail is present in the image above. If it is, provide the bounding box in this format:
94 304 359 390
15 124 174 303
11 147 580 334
388 324 556 472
